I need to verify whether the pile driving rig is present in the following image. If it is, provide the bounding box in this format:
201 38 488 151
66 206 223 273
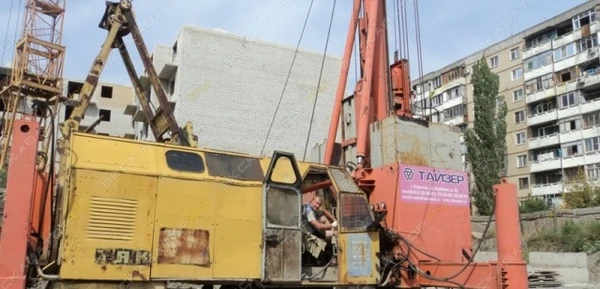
0 1 529 289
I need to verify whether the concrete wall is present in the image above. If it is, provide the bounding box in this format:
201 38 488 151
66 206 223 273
471 206 600 235
139 26 342 161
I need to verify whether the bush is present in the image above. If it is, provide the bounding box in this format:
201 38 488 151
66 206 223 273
519 197 550 214
562 168 600 209
525 220 600 254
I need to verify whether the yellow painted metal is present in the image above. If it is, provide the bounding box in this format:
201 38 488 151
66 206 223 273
59 168 157 280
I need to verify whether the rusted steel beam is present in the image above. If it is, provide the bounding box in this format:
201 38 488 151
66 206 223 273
115 37 162 141
122 8 181 143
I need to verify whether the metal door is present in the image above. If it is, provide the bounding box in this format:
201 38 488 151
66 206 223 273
261 151 303 283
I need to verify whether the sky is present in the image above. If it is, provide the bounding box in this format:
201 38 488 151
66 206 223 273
0 0 590 88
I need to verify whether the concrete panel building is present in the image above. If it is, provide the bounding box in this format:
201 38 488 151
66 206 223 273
0 68 136 138
59 78 136 138
125 26 342 161
411 0 600 207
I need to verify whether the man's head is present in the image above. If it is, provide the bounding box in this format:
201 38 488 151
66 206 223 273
309 196 322 211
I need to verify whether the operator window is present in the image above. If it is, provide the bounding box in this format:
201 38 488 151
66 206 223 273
165 150 205 173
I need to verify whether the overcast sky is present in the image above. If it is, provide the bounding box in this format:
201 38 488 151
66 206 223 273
0 0 589 87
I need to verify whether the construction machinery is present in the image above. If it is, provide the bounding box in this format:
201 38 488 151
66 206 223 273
0 0 529 289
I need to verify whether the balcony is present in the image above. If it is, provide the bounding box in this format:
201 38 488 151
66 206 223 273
523 41 552 60
531 182 564 196
560 129 583 144
558 104 581 119
527 109 558 127
530 157 562 173
555 46 600 72
442 116 464 126
554 81 578 96
580 68 600 90
524 64 553 81
529 134 559 150
562 154 585 168
526 87 556 104
552 22 599 48
580 97 600 115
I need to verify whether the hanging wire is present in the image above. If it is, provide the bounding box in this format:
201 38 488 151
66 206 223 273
260 0 315 156
1 0 16 65
303 0 337 161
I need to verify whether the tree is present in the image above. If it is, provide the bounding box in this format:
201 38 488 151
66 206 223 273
0 169 6 188
562 168 600 209
464 56 507 216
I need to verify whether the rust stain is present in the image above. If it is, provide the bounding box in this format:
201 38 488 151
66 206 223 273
398 137 429 166
157 228 210 266
131 270 147 281
100 265 107 271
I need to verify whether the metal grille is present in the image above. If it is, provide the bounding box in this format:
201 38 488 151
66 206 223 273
329 167 362 193
87 196 137 241
339 193 373 230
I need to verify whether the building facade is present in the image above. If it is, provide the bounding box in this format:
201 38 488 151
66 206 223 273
59 78 136 138
126 25 342 161
411 0 600 206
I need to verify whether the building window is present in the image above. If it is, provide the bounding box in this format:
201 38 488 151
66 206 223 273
577 34 599 53
558 92 577 108
583 112 600 128
516 132 526 145
573 9 596 30
510 48 520 60
99 109 111 122
432 77 442 88
554 43 576 61
511 68 522 81
517 155 527 168
518 177 529 190
563 141 583 157
524 51 552 73
560 117 581 133
490 56 498 68
514 110 525 124
587 163 600 179
585 136 600 153
513 88 524 102
101 86 113 98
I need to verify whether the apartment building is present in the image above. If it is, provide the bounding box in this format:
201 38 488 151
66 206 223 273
125 25 341 160
411 0 600 206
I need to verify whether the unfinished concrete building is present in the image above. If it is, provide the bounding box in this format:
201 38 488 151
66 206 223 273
125 26 342 160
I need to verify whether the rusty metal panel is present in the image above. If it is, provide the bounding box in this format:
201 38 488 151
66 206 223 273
157 228 210 265
371 115 462 170
263 228 301 281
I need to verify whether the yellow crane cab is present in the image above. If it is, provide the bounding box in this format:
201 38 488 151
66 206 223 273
56 132 380 286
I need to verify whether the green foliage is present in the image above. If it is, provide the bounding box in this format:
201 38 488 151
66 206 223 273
464 56 507 216
519 197 550 214
526 220 600 254
562 168 600 209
